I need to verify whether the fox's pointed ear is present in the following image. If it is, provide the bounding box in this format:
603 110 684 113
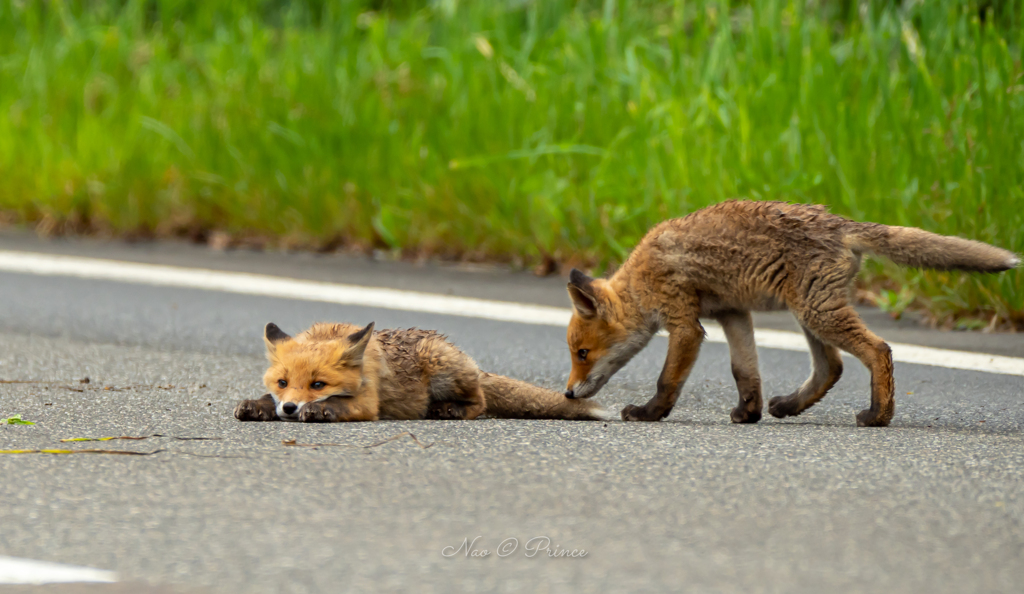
265 323 291 344
567 268 598 319
264 323 292 358
342 322 375 363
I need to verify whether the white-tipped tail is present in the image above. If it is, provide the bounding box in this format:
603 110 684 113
848 224 1018 273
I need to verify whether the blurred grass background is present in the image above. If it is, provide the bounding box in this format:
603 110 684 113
0 0 1021 327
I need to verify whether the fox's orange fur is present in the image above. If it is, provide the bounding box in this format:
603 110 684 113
564 200 1018 427
235 322 608 422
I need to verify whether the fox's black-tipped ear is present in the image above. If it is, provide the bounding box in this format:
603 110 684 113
265 323 291 344
569 268 595 290
567 268 599 319
342 322 375 363
347 322 374 344
263 323 292 360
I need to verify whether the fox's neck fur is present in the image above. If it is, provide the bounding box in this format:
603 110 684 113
607 258 663 336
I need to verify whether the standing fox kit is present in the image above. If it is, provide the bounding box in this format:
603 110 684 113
235 322 607 422
564 200 1018 427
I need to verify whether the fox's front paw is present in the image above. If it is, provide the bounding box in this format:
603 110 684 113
730 405 762 424
620 403 667 422
298 400 339 423
235 395 278 422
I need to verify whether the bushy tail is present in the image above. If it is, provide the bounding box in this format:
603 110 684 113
480 373 610 421
846 223 1019 273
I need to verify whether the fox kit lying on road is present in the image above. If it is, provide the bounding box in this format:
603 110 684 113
563 200 1019 427
235 322 608 422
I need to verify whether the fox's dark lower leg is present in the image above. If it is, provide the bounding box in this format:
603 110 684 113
717 310 762 424
234 394 278 421
622 322 703 422
298 396 349 422
796 307 894 427
768 325 843 419
426 400 477 420
427 372 486 420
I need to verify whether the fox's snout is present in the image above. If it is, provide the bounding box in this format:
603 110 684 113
565 364 592 398
565 375 602 400
565 361 604 399
276 400 301 420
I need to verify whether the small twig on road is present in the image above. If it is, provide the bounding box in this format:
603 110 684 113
1 380 182 391
367 432 434 449
176 451 254 459
0 448 165 456
1 378 93 385
60 434 223 442
282 431 435 450
61 436 147 442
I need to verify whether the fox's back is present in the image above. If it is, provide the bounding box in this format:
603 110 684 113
646 200 848 255
629 201 857 312
374 327 446 378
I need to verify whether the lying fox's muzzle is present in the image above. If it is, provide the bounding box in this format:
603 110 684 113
277 401 300 421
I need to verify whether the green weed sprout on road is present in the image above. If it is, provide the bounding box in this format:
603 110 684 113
1 414 34 426
0 1 1021 327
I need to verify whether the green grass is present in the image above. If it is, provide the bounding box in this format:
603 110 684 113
1 0 1022 326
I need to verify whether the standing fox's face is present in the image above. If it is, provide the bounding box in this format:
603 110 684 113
564 269 651 400
261 322 374 420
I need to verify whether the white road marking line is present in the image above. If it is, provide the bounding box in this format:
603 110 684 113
0 250 1022 377
0 555 117 584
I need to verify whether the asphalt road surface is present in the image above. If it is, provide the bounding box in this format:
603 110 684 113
1 234 1022 594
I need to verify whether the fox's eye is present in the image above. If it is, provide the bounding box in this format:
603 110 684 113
311 381 326 390
277 379 287 389
577 349 589 362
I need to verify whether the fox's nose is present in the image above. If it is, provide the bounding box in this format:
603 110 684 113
282 403 298 415
564 389 575 399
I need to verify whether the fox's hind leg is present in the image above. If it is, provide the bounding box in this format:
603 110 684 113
426 398 482 420
423 341 486 420
449 371 487 420
768 325 843 419
792 306 894 427
716 310 762 424
426 374 486 420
